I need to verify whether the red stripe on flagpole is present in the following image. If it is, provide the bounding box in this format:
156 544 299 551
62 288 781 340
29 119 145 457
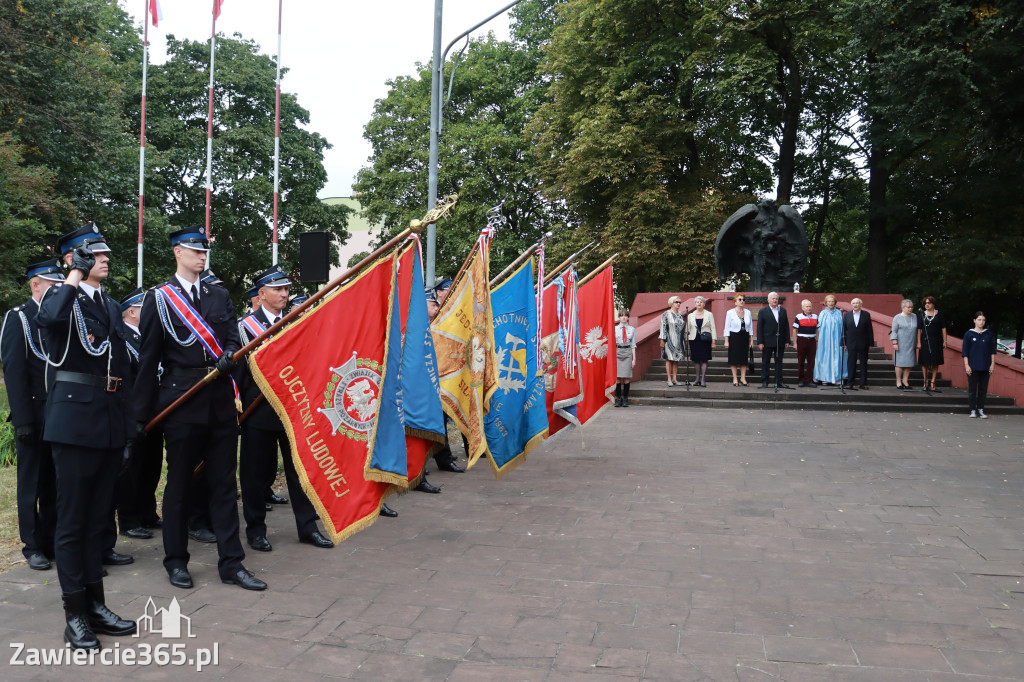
272 0 283 263
204 0 218 241
137 0 150 287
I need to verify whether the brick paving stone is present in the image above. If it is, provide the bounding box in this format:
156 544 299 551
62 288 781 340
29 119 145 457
323 619 415 652
465 635 560 667
410 605 465 632
446 660 549 681
763 634 857 665
511 615 598 646
350 651 457 680
592 623 681 653
637 651 708 681
850 640 954 672
941 648 1024 678
544 671 642 682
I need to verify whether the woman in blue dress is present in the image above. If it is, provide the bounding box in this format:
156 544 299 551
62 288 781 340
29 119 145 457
814 294 847 385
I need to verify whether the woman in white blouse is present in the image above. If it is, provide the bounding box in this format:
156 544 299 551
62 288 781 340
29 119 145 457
723 294 754 386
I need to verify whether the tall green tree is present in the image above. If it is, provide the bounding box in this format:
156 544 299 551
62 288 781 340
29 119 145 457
835 0 1016 294
0 0 140 300
0 135 74 304
354 34 565 281
530 0 772 301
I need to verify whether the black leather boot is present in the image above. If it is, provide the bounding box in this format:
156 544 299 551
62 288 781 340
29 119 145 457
63 589 100 649
84 580 137 636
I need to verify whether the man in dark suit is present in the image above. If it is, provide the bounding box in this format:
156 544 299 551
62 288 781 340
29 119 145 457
136 226 266 592
37 223 138 648
1 260 63 572
842 297 874 389
235 265 333 553
756 291 791 388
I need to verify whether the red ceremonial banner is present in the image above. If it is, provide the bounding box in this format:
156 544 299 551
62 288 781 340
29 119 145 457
249 254 396 543
541 274 581 437
576 267 616 424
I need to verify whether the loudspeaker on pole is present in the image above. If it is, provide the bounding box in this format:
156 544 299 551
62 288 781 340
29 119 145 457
299 232 330 283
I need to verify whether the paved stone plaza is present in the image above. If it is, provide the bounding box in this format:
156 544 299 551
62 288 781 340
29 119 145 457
2 407 1024 680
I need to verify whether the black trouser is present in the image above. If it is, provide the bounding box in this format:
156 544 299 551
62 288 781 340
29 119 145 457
51 444 119 593
241 426 318 540
846 347 869 386
968 371 990 411
15 431 56 559
796 337 816 384
111 428 162 532
187 467 211 532
433 415 466 466
162 421 244 578
760 345 785 385
136 428 164 526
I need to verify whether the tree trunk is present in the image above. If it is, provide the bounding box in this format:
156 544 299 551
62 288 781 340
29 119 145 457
1016 290 1024 359
866 147 890 294
774 49 801 206
805 174 830 287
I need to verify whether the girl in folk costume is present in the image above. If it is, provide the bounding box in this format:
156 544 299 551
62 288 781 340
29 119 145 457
614 310 637 407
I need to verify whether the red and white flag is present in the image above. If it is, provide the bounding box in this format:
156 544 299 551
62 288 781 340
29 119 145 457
214 0 225 19
149 0 162 26
576 266 616 424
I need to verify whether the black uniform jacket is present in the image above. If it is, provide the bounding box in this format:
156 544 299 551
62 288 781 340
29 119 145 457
1 298 48 428
235 306 285 434
36 284 135 449
136 278 241 425
123 322 142 371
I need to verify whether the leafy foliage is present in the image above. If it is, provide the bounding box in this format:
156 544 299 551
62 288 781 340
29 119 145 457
354 34 568 283
141 35 350 303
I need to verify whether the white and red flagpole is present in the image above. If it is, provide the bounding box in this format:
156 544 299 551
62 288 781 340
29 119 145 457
136 0 160 287
204 0 224 252
272 0 283 265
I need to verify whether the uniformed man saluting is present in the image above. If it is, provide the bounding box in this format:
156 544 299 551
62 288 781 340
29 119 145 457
236 265 334 552
0 259 63 572
135 226 266 592
36 223 138 649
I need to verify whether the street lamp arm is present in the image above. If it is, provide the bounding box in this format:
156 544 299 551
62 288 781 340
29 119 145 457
440 0 527 66
438 0 528 121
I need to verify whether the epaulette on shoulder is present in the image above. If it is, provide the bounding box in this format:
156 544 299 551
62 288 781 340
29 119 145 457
10 305 23 312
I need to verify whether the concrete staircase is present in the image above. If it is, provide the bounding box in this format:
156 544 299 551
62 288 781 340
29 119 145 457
629 347 1023 415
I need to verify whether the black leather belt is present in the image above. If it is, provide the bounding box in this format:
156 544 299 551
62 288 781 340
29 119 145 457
616 345 631 348
164 366 214 377
55 370 122 393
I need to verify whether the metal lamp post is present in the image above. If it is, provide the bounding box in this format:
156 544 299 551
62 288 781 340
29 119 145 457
425 0 527 286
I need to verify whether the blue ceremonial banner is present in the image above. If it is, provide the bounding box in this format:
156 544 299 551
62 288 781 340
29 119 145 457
484 258 548 478
365 257 410 486
365 242 446 487
400 244 446 446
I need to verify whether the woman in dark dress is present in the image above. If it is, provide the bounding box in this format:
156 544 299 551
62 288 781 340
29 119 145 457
917 296 947 392
724 294 753 386
685 296 716 387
